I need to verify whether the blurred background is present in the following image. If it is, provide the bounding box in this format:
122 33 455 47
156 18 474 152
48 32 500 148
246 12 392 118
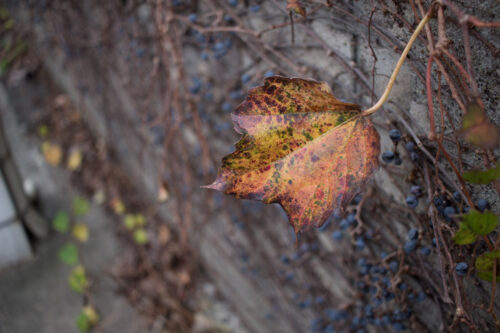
0 0 498 332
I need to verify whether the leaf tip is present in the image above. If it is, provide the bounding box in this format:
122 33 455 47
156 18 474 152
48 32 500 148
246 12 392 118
202 179 226 191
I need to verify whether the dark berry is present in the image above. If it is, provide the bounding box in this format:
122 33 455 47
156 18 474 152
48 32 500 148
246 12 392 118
315 296 325 304
410 151 419 162
389 260 399 272
456 262 468 276
382 151 395 163
404 240 417 253
443 206 456 221
331 230 343 240
188 13 197 22
417 291 426 301
410 185 422 196
189 78 202 94
407 228 418 241
318 218 331 232
222 102 232 112
406 195 418 208
355 237 365 250
405 141 415 152
476 199 490 212
393 323 406 331
340 219 350 230
433 196 444 207
353 193 363 204
241 73 251 84
264 70 274 78
347 212 357 225
420 247 431 256
389 128 401 142
229 90 244 100
280 254 290 264
394 156 402 165
453 191 461 202
228 0 238 7
249 4 260 12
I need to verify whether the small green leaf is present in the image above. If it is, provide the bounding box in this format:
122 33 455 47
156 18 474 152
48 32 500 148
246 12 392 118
124 214 136 230
452 222 477 245
133 228 149 245
134 214 146 227
475 250 500 283
76 312 90 332
68 265 88 294
73 197 89 217
76 305 99 332
463 163 500 184
52 211 70 233
477 271 500 283
59 243 78 265
72 223 89 243
463 210 498 236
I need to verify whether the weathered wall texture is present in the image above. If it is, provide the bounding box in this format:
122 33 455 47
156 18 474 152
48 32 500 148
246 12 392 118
2 0 499 332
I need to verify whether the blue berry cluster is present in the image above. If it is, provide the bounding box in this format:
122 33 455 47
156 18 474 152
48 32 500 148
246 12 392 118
381 128 405 165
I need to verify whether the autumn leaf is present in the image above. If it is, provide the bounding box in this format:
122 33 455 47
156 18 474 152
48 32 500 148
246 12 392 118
287 0 306 17
42 141 62 166
204 76 380 232
67 148 83 170
72 223 89 242
461 102 499 150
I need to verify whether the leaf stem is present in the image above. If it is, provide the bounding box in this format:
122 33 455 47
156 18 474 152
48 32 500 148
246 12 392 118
362 8 434 116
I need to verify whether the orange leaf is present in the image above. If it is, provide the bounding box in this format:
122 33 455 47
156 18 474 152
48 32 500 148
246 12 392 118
205 77 380 233
287 0 306 17
461 102 499 150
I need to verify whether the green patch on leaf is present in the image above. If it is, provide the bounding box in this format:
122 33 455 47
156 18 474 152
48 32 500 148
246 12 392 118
452 223 477 245
76 306 98 332
453 210 498 245
68 265 88 294
76 312 91 332
52 211 70 233
72 197 89 217
475 250 500 283
463 210 498 236
133 228 149 245
463 163 500 184
59 243 79 265
124 214 146 230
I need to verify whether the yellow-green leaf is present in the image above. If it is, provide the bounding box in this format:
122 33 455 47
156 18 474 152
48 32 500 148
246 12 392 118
204 76 380 232
475 250 500 283
124 214 136 230
133 228 149 245
463 210 498 236
68 265 88 294
111 198 125 215
37 124 48 138
67 149 83 171
452 222 477 245
72 223 89 243
76 306 99 332
72 197 89 217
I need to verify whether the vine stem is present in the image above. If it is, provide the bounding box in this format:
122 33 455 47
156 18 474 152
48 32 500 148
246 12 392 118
362 8 434 116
